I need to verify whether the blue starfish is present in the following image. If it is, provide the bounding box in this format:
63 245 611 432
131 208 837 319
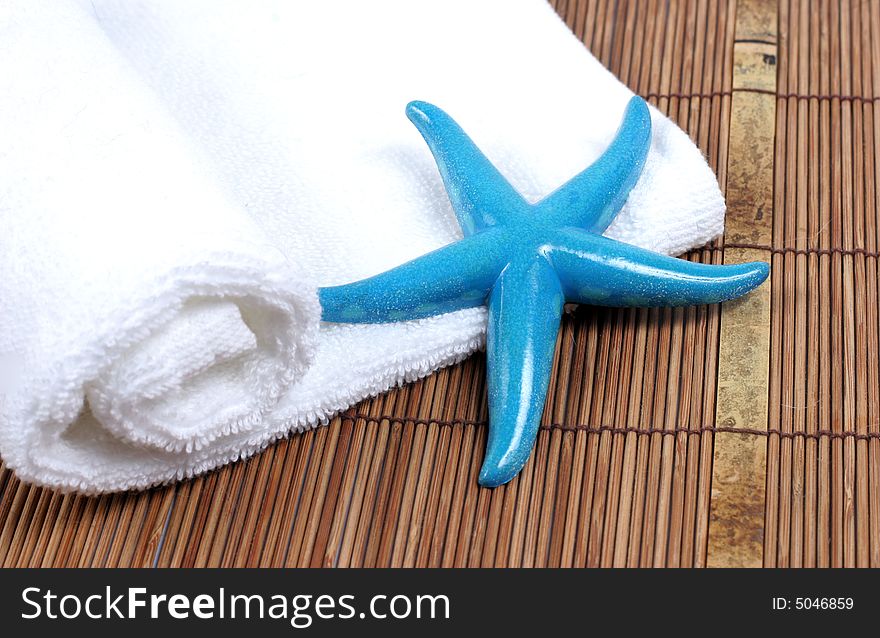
319 97 769 487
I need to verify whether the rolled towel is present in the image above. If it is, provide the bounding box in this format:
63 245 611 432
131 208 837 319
0 0 725 492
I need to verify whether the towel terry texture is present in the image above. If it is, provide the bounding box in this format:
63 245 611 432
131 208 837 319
0 0 726 492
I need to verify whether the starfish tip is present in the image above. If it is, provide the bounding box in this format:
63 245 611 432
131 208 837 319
719 260 771 301
477 467 506 489
478 454 525 488
405 100 434 122
625 95 652 137
627 94 649 111
755 261 771 280
739 260 771 287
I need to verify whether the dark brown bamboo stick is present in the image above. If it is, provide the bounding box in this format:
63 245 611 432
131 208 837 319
867 0 880 568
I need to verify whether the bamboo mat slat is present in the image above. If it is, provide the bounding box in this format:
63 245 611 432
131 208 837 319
3 0 879 568
707 0 777 568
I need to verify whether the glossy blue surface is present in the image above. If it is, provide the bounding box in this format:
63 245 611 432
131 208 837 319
319 97 770 487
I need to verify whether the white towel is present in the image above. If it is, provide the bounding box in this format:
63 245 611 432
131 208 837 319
0 0 725 493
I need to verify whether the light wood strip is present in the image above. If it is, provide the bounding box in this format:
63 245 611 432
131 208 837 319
707 0 777 567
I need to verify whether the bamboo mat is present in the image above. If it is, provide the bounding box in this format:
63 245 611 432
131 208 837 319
2 0 878 568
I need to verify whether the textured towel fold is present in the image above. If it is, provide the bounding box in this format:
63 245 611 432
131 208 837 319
0 0 725 492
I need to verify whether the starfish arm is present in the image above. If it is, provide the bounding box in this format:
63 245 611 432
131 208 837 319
547 228 770 306
538 96 651 233
480 254 565 487
406 101 530 235
318 229 508 323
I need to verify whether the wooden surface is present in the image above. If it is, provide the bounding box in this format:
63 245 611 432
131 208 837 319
708 0 776 568
3 0 880 568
